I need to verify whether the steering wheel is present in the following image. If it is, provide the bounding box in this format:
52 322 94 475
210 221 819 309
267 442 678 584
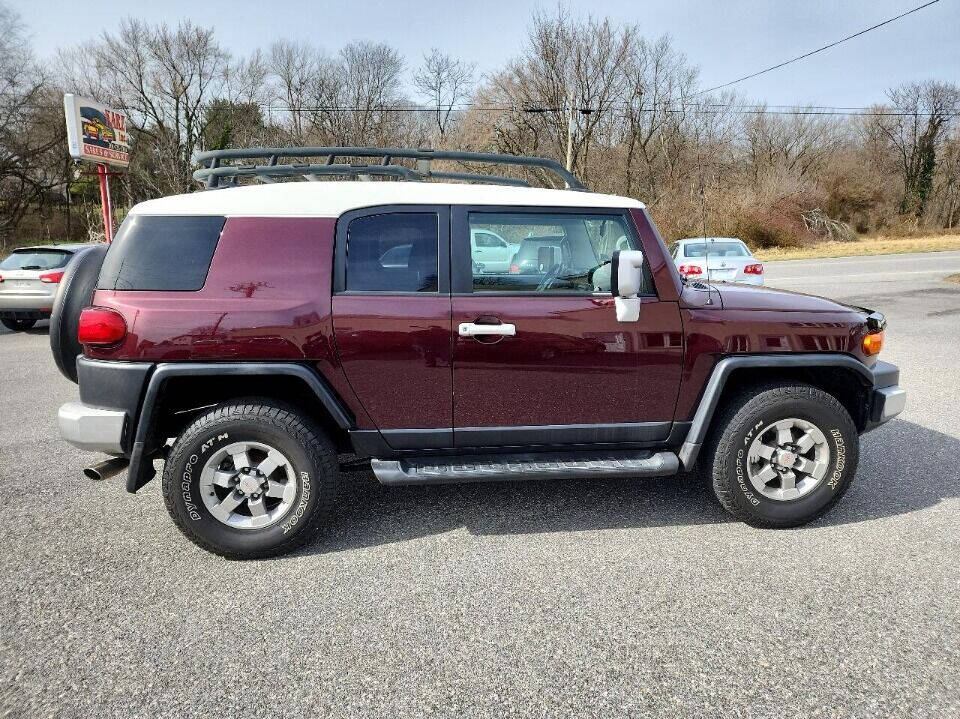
536 263 563 292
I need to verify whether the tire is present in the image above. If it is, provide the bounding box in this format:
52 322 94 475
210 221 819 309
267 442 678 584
49 244 108 383
700 382 859 528
1 318 36 331
161 399 339 559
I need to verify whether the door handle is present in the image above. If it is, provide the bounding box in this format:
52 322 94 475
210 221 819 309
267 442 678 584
458 322 516 337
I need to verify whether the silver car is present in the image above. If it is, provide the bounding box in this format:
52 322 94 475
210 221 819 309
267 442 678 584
0 244 96 331
669 237 764 286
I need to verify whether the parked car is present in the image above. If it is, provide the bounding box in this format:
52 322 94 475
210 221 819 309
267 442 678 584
0 244 97 331
471 228 513 273
670 237 764 285
51 147 904 559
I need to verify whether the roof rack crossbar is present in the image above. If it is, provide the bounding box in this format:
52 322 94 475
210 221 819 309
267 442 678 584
197 163 427 184
192 147 585 190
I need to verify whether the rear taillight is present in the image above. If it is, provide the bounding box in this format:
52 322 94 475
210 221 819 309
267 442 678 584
0 273 4 283
678 264 704 277
39 270 65 283
743 263 764 275
508 263 520 274
77 307 127 346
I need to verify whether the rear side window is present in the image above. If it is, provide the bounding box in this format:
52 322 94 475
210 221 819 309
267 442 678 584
0 249 72 271
98 215 225 291
344 213 438 293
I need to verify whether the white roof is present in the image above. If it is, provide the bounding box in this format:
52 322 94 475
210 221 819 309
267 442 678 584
130 181 644 218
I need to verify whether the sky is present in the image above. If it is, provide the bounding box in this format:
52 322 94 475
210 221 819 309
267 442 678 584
25 0 960 108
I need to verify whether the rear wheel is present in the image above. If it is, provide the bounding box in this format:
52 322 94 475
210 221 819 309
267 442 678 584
701 382 859 528
162 399 339 559
1 318 36 332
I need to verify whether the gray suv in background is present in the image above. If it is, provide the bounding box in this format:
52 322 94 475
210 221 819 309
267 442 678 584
0 244 97 331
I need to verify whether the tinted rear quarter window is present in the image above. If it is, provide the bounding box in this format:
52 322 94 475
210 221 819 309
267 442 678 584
98 215 225 291
344 212 439 293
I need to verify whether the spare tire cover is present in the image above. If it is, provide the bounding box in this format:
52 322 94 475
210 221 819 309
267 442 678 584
50 244 109 383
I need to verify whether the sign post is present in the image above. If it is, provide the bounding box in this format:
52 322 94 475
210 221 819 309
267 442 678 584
63 94 130 242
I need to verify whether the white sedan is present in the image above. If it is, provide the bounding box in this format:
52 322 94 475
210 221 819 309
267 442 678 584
669 237 764 286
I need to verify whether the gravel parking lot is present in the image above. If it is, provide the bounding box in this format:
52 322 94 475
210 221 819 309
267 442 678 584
1 252 958 718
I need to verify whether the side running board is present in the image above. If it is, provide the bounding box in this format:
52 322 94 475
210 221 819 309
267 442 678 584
370 450 679 486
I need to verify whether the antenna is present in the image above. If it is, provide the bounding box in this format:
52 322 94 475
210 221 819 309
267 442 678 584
694 126 713 298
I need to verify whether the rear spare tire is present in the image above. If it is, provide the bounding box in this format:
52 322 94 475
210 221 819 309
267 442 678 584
50 244 108 383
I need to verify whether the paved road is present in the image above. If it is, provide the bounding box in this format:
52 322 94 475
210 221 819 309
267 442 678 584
1 253 958 718
765 250 960 295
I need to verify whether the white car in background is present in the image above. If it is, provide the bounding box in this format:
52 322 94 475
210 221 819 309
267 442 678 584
0 244 97 331
669 237 764 286
471 228 513 273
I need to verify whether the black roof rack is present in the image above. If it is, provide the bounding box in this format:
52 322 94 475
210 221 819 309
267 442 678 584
192 147 587 191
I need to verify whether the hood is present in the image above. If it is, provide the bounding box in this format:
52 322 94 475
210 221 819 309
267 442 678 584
711 282 863 314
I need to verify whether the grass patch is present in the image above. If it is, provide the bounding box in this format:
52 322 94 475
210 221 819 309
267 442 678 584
754 234 960 261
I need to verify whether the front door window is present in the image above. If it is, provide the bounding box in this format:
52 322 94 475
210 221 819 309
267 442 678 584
468 212 649 294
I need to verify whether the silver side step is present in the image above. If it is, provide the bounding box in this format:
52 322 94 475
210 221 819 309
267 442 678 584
370 451 679 486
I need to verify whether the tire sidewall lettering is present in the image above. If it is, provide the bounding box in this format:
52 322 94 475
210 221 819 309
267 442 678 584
280 471 311 535
181 432 230 521
828 428 845 490
735 419 764 505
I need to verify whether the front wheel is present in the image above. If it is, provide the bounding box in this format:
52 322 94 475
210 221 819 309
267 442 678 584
162 399 339 559
1 318 36 331
701 382 859 528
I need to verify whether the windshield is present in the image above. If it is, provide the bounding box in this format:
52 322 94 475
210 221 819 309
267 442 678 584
0 249 72 271
683 241 748 258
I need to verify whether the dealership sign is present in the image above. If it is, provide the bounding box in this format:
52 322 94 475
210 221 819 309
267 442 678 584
63 93 130 168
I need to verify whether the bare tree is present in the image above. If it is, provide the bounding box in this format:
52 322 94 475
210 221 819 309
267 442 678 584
743 107 844 188
329 41 407 146
481 8 633 187
0 4 949 248
413 49 475 139
869 81 960 218
620 35 698 200
0 4 66 245
58 18 231 196
269 40 328 142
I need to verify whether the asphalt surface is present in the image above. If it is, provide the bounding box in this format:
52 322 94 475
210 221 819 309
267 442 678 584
1 251 959 718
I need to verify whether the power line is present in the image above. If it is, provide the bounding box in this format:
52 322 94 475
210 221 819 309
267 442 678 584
30 101 956 117
255 103 957 117
698 0 942 95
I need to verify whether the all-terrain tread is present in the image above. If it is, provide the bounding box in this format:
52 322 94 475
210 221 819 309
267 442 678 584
162 398 339 559
699 381 857 528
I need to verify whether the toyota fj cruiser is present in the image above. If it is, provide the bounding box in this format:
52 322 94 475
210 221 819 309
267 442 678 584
52 148 906 559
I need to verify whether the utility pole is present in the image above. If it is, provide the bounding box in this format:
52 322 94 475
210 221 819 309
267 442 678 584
565 80 574 172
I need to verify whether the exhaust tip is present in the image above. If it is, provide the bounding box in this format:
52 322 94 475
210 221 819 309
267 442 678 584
83 457 130 481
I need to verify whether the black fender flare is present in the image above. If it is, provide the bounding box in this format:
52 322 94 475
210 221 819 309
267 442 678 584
678 353 880 470
125 362 354 493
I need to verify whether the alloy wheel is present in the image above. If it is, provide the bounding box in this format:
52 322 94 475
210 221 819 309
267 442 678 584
199 441 298 529
746 418 831 501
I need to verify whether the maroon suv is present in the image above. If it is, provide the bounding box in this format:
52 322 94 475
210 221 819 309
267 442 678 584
51 148 905 559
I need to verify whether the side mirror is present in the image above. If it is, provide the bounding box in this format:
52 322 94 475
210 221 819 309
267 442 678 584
611 250 644 322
